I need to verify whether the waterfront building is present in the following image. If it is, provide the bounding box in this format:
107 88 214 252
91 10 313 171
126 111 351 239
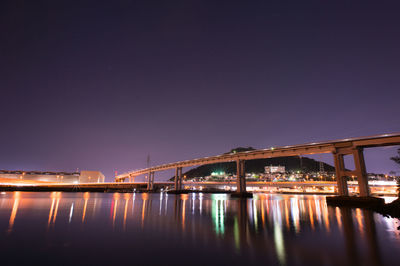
264 165 285 174
0 170 105 183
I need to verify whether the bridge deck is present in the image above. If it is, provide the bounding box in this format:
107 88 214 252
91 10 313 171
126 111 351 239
117 133 400 180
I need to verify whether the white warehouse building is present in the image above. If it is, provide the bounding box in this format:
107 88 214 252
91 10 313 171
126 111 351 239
0 170 105 184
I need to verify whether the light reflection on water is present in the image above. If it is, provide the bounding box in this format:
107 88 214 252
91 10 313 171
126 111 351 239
0 192 400 266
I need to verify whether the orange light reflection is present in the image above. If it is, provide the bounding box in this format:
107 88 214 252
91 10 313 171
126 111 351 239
8 192 20 233
123 198 129 230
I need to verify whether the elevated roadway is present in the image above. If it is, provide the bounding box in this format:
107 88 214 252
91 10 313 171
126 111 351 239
116 133 400 196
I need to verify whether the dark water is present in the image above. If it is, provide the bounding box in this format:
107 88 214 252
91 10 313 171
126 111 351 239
0 192 399 266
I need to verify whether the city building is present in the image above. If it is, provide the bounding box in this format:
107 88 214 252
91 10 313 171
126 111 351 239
264 165 285 174
211 171 226 177
0 170 105 183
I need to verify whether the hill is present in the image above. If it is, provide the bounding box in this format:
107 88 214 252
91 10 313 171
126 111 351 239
182 147 334 178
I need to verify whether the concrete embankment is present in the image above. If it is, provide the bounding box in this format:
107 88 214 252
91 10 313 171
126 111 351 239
0 184 232 194
0 183 148 193
326 196 400 219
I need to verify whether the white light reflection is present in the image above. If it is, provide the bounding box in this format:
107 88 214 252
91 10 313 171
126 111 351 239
69 203 74 223
132 193 136 216
199 193 203 215
253 199 258 231
159 192 163 215
192 193 196 214
314 197 322 227
273 200 286 265
290 197 300 234
164 193 168 215
212 194 226 235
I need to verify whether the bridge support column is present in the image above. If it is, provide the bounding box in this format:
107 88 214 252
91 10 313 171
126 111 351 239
175 167 182 191
333 147 369 197
236 160 246 193
174 168 178 190
147 172 154 191
129 174 136 183
178 167 183 190
174 167 183 191
333 153 349 196
174 168 179 190
353 148 369 197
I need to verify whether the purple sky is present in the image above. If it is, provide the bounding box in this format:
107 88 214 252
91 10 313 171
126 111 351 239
1 1 399 181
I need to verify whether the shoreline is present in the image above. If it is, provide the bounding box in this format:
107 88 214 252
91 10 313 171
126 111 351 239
0 184 396 197
1 184 399 218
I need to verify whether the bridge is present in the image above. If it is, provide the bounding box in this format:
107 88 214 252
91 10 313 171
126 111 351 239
116 133 400 197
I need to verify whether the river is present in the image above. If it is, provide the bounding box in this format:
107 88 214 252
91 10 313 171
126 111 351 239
0 192 399 265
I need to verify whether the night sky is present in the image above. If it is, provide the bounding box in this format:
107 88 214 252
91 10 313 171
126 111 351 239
1 1 399 181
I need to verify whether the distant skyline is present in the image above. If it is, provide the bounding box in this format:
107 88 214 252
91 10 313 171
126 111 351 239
1 1 399 181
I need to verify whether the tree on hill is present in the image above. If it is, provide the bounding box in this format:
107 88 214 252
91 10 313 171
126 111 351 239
181 156 335 179
390 148 400 198
391 148 400 165
225 147 255 154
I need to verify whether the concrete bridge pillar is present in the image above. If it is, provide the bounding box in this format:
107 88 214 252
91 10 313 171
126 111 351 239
236 160 246 193
174 167 183 191
178 167 183 190
353 148 369 197
333 153 349 196
174 168 179 190
333 147 369 197
147 172 155 191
